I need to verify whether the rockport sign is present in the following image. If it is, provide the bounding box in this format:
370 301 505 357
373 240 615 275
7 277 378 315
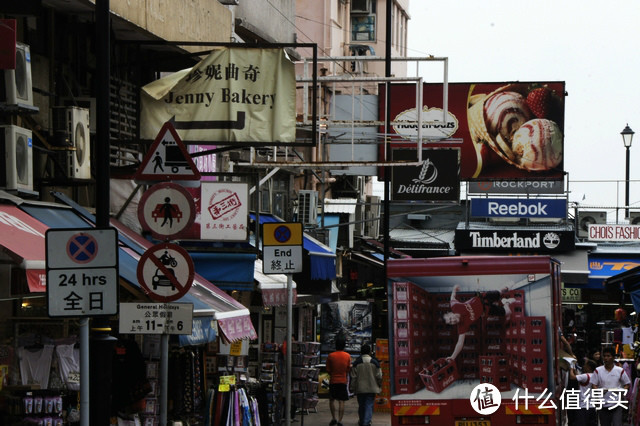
455 229 574 252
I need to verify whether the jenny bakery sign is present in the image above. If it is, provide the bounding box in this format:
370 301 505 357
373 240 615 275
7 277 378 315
391 148 460 202
455 229 574 252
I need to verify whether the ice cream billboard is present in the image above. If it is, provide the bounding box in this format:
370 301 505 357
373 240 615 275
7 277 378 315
379 82 566 180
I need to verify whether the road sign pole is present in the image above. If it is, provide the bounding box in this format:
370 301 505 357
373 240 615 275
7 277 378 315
80 318 89 426
285 273 293 426
160 334 169 426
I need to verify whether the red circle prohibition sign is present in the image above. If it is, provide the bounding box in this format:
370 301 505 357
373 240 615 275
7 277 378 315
137 242 194 302
66 233 99 264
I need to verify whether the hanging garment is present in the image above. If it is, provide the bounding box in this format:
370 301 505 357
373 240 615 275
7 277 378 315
55 344 80 390
251 396 261 426
19 345 54 389
234 388 241 426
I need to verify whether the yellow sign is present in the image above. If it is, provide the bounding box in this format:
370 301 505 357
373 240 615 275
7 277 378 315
218 375 236 392
263 222 303 246
141 48 296 143
229 340 243 356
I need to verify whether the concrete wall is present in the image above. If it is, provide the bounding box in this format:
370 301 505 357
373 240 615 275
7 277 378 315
235 0 296 43
110 0 232 45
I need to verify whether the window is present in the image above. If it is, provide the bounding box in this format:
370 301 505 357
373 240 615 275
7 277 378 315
351 0 371 14
351 15 375 42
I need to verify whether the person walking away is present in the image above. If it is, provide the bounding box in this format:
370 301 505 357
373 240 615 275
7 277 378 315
351 344 382 426
326 336 351 426
591 346 631 426
570 359 598 426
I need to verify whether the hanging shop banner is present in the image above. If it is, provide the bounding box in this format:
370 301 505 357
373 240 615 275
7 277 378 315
140 47 296 143
468 180 564 195
586 224 640 242
179 317 218 346
379 82 566 180
200 182 249 241
391 148 460 202
455 229 574 252
470 198 566 219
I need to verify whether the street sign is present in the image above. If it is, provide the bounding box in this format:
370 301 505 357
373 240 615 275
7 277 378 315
137 242 195 302
134 121 201 182
262 222 303 274
119 302 193 335
138 182 196 240
46 228 119 317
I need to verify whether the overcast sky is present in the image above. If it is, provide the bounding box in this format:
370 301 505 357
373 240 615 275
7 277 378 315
405 1 640 217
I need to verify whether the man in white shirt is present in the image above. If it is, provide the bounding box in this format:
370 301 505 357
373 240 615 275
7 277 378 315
570 359 598 426
591 346 631 426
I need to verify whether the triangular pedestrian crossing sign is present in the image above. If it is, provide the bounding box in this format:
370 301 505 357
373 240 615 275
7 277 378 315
134 121 201 182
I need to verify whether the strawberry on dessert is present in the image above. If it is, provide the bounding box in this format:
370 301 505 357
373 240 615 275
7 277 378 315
512 119 563 171
526 87 553 119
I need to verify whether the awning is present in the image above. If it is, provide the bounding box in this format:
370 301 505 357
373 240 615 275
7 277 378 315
190 252 256 291
254 258 297 307
0 204 48 292
28 194 257 342
251 213 336 280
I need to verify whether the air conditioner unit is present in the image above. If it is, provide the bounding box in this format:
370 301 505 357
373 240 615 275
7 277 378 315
364 195 380 238
576 210 607 238
298 190 318 226
629 212 640 225
351 0 372 14
65 107 91 179
2 42 33 106
62 97 96 133
0 125 33 191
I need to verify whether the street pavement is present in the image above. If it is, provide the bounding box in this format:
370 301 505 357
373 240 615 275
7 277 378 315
292 396 391 426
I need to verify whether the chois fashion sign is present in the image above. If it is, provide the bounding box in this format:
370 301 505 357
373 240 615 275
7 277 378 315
391 148 460 202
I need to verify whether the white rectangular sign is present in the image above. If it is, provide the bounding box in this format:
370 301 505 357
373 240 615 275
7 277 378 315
200 182 249 241
588 224 640 241
46 228 119 317
263 245 303 274
119 303 193 335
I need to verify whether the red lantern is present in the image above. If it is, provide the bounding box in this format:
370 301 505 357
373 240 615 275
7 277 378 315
615 307 627 322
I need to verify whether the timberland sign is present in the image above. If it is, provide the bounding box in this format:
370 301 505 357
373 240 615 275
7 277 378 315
455 229 574 252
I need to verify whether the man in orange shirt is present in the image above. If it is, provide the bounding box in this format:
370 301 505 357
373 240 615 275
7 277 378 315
326 335 351 426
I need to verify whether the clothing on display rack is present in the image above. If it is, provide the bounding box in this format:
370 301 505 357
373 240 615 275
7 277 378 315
19 345 54 389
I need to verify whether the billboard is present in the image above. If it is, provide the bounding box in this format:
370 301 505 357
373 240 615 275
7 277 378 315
470 198 567 219
380 82 566 180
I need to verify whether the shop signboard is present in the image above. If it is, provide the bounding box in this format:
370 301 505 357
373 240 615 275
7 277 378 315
468 180 564 195
391 148 460 202
455 228 574 252
561 286 581 302
470 198 566 219
379 81 566 180
46 228 119 317
587 224 640 242
119 302 193 335
200 182 249 241
141 47 296 144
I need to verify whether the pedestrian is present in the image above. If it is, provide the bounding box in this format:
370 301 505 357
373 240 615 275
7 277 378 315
326 335 351 426
591 346 631 426
351 343 382 426
570 358 598 426
591 349 603 366
444 285 516 360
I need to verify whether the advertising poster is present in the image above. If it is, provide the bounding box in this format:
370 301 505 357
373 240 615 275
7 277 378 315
389 270 555 401
380 82 566 180
320 301 372 353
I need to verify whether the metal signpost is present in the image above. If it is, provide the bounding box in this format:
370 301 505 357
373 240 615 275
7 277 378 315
262 222 303 426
